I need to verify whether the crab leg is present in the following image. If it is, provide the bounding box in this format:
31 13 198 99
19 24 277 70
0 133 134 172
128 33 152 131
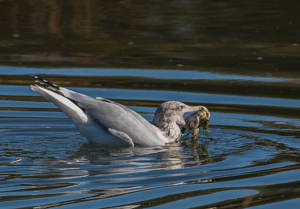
193 127 199 140
190 115 200 139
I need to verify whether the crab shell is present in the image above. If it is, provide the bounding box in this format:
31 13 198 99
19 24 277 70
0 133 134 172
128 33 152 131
185 107 210 138
186 107 210 128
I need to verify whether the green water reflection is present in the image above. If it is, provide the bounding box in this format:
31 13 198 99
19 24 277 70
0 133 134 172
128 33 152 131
0 0 299 74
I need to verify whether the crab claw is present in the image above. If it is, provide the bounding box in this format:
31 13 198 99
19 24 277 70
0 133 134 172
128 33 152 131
203 121 210 137
203 128 210 137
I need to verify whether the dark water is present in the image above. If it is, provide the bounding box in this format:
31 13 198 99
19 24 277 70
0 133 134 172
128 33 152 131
1 0 300 208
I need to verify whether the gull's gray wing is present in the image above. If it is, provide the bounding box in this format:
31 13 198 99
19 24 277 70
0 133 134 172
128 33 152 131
108 128 134 146
59 87 164 146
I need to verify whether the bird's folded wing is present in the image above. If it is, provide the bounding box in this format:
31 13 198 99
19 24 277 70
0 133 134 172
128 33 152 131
59 87 165 146
108 128 134 147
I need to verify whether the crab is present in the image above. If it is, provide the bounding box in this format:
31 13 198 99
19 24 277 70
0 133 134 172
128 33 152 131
181 106 210 139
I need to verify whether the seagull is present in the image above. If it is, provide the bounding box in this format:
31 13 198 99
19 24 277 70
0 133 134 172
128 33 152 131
31 77 204 147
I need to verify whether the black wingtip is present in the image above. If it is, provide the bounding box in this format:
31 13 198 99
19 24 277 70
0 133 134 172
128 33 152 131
33 75 60 90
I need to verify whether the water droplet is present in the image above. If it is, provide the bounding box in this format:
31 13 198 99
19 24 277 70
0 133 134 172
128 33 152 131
12 34 19 38
128 42 134 45
293 43 298 46
257 57 263 60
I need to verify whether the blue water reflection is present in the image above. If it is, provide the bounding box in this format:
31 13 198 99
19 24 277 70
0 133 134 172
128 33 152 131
0 66 298 83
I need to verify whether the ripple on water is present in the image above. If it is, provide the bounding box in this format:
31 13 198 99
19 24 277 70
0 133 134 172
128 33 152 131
1 66 300 208
1 116 300 208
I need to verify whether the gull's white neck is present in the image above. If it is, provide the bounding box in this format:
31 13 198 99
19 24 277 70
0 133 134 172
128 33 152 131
152 121 181 144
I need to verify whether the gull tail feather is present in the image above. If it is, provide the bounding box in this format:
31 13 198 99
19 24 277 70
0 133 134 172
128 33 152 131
30 84 88 123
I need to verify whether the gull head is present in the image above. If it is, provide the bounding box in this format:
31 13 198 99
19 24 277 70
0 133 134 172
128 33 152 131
153 101 203 127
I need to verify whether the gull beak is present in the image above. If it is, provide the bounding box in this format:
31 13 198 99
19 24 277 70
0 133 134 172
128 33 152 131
185 105 203 113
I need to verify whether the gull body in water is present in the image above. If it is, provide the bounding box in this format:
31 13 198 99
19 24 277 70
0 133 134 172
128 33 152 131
31 77 204 147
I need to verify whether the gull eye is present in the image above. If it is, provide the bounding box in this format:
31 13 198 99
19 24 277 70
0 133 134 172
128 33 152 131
178 106 183 111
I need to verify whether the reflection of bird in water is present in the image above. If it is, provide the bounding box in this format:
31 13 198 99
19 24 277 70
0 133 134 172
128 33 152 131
181 136 212 166
66 142 186 173
31 77 203 147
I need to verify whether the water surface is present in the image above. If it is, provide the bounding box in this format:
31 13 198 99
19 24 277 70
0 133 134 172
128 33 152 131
1 0 300 208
